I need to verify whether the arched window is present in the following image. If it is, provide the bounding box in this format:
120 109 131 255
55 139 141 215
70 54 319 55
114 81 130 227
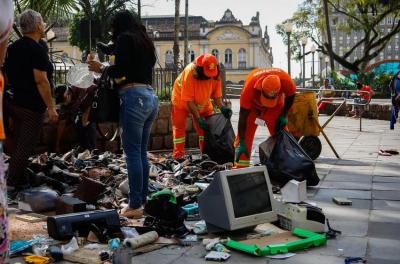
224 49 232 69
188 50 195 62
165 50 173 68
211 49 219 62
238 48 246 69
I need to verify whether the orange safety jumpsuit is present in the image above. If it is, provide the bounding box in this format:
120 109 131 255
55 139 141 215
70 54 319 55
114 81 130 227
234 68 296 168
171 63 222 159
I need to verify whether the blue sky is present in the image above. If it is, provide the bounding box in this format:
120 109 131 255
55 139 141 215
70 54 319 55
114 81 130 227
142 0 318 78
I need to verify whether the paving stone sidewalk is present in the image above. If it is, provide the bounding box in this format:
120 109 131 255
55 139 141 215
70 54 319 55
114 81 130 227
134 100 400 264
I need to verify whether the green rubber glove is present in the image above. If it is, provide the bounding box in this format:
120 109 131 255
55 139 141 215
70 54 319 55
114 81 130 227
197 117 209 130
220 106 233 119
235 139 250 163
275 115 288 132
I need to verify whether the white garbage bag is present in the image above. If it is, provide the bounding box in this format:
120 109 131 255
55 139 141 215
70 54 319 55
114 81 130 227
66 63 95 89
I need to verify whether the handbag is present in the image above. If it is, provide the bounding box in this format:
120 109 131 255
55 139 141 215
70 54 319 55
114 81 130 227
89 67 119 123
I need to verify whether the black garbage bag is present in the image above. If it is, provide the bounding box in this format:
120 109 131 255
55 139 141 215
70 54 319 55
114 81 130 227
259 130 320 186
144 190 189 238
203 113 235 164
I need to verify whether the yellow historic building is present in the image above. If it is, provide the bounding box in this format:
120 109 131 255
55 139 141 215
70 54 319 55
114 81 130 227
143 9 273 84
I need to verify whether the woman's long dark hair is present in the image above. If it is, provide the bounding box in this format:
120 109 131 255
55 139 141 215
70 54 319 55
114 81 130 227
111 10 156 64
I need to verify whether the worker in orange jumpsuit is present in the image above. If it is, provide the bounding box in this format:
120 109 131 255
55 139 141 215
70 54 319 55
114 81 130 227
171 54 232 159
235 68 296 168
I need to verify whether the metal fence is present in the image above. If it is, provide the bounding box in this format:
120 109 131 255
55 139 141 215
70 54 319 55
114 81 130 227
51 58 231 103
152 67 179 101
50 54 77 86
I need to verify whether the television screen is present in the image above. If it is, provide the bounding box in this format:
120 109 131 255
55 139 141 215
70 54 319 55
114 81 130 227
227 171 272 218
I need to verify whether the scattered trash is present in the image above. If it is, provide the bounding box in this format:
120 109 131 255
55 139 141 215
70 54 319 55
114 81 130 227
118 179 129 195
345 257 367 264
332 197 353 206
378 149 399 156
83 243 101 250
266 253 296 259
55 195 87 214
182 202 199 215
18 187 59 213
225 228 326 257
121 227 140 238
15 213 47 223
325 219 342 239
24 255 51 264
205 251 231 261
203 238 221 251
10 239 40 255
123 231 159 249
281 180 307 203
193 220 207 235
61 237 79 254
48 246 63 261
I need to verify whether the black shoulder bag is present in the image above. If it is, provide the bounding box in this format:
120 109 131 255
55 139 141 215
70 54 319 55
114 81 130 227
89 67 119 123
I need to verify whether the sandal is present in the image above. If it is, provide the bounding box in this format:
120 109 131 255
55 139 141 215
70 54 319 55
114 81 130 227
120 206 144 219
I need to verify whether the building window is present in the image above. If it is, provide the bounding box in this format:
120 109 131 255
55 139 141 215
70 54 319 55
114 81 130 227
238 48 246 69
224 49 232 69
165 50 173 69
211 49 219 62
387 16 393 25
188 50 195 62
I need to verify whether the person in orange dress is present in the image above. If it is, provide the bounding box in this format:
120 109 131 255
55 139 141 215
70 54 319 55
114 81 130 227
234 68 296 168
171 54 232 159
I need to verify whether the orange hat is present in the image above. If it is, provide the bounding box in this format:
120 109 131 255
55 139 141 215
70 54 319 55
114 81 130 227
195 54 218 78
255 75 281 108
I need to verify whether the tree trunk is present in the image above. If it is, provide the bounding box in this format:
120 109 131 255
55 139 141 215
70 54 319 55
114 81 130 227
138 0 141 20
183 0 188 66
322 0 335 75
173 0 181 69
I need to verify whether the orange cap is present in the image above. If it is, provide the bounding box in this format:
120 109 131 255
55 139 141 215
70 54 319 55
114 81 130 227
195 54 218 78
255 75 281 108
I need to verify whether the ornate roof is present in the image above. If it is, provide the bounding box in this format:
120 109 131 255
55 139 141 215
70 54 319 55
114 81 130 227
216 9 242 25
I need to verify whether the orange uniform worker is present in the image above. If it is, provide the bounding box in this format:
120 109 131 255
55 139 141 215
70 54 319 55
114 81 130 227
235 68 296 168
171 54 232 159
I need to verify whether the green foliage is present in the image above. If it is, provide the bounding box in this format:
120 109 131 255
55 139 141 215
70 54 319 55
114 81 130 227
276 0 400 73
156 86 172 102
68 0 134 52
373 72 392 96
331 71 356 91
15 0 78 22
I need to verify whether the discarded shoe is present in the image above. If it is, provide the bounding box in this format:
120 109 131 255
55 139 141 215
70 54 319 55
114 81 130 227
378 150 392 156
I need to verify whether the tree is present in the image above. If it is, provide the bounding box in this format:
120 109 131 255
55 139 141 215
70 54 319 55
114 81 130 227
69 0 133 52
276 0 400 74
15 0 78 22
173 0 180 68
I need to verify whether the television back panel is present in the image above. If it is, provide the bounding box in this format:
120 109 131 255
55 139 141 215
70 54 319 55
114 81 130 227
198 172 231 231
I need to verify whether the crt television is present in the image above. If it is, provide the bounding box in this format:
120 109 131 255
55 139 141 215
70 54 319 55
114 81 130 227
198 166 277 232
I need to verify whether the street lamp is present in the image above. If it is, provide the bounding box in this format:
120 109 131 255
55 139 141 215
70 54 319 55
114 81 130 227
311 44 316 88
325 57 329 77
301 37 308 88
284 22 293 76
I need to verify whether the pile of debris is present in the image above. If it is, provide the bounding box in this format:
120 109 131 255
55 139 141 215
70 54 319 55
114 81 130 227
9 149 232 213
7 149 333 263
7 149 237 263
